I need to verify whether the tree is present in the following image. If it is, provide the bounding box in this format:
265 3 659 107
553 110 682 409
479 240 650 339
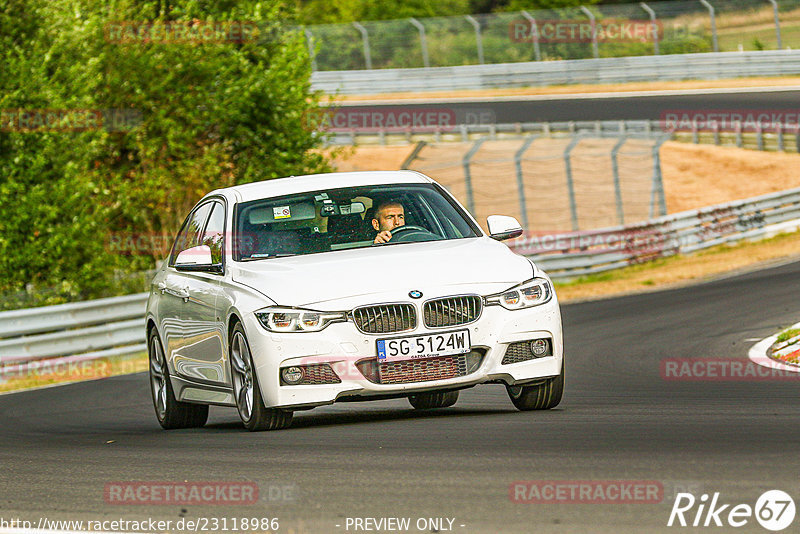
297 0 471 24
0 0 331 307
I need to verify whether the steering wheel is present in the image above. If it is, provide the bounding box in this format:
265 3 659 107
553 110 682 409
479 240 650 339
389 225 437 242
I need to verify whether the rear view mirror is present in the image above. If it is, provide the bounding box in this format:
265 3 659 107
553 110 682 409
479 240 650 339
320 201 366 217
487 215 523 241
346 202 366 215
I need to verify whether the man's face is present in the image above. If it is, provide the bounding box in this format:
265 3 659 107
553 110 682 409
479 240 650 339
372 203 405 233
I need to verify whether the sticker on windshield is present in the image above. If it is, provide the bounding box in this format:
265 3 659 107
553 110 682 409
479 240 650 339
273 206 291 219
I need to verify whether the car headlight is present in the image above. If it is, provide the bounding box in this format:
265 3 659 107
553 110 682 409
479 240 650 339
255 307 347 333
485 278 552 310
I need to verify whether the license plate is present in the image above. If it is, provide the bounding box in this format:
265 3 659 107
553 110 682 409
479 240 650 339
376 330 471 363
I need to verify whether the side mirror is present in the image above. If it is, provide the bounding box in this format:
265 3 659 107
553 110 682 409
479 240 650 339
174 245 222 273
487 215 523 241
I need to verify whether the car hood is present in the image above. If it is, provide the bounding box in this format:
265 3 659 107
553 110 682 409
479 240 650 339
229 237 534 310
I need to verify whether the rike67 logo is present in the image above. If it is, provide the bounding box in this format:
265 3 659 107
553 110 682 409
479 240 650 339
668 490 796 531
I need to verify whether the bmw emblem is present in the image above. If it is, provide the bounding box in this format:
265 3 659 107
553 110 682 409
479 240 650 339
409 290 423 299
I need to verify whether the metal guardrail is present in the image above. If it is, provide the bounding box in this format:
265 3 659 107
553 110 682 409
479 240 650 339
0 293 148 338
328 119 800 154
511 187 800 278
0 293 148 370
311 50 800 94
327 119 664 145
2 186 800 371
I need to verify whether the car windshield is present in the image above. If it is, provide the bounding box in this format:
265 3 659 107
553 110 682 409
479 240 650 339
234 183 480 261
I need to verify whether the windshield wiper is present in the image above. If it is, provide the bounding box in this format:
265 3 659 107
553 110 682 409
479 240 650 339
241 253 297 261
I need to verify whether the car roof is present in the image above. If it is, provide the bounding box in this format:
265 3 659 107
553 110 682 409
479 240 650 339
205 170 433 203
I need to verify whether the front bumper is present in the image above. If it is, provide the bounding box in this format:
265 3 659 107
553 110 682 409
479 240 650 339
243 297 563 409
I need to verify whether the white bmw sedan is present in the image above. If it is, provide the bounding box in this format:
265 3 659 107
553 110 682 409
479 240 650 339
146 170 563 431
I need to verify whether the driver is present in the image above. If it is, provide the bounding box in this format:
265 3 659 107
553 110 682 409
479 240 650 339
372 200 405 244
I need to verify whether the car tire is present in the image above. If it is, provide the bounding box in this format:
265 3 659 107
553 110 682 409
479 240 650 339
229 323 293 432
506 362 564 411
408 390 459 409
148 329 209 429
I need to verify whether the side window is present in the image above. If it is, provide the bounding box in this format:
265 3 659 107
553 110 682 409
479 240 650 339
202 202 225 264
169 203 212 265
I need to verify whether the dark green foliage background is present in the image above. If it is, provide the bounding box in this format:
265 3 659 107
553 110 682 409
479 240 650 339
0 0 331 308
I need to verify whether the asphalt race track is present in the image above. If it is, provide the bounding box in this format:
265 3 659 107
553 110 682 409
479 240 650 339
1 259 799 533
341 88 800 123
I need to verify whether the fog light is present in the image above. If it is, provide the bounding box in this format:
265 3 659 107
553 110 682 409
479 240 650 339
281 366 304 384
530 339 549 357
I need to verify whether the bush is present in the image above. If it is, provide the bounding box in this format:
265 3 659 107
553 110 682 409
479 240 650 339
0 0 331 307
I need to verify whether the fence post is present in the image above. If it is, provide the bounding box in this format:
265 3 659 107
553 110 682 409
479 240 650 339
651 136 669 218
401 141 427 169
756 122 764 150
778 124 785 151
521 11 542 61
304 29 317 71
463 138 486 215
409 18 430 68
699 0 719 52
352 22 372 70
580 6 600 59
767 0 782 49
795 124 800 153
640 2 660 55
514 136 538 230
735 120 743 147
713 122 720 145
465 15 485 65
611 135 628 225
563 135 583 231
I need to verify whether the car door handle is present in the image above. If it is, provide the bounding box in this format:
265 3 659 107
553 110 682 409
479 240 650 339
160 283 189 299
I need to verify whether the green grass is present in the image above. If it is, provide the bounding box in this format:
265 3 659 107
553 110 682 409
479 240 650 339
718 23 800 51
776 328 800 344
554 254 683 288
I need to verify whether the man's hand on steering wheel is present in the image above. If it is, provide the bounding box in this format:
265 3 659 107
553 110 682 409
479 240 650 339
373 230 393 244
374 225 430 244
